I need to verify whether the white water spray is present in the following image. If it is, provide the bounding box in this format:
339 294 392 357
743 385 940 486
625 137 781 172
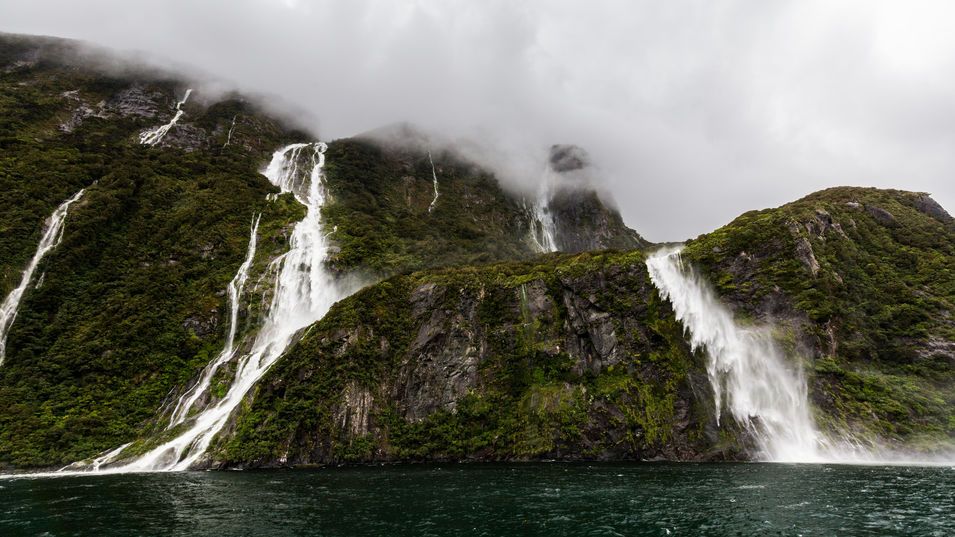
646 247 827 462
139 89 193 146
0 189 86 365
167 214 261 427
427 151 440 213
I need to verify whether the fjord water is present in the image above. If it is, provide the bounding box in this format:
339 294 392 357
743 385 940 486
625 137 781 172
3 463 953 536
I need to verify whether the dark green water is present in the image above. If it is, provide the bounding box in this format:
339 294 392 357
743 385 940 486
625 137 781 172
1 463 953 536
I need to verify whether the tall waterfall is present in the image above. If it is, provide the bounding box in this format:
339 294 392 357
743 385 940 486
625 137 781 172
81 142 347 472
139 89 193 146
646 247 827 462
0 189 86 365
528 167 558 253
427 151 440 213
167 214 261 427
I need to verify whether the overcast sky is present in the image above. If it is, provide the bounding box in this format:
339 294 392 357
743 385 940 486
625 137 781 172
3 0 954 241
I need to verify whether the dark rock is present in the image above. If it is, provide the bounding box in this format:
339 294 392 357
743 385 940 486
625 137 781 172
549 189 649 252
107 84 164 118
549 144 589 173
865 205 898 227
913 194 953 224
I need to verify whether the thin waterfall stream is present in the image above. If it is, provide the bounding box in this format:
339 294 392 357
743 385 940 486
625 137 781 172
0 189 86 365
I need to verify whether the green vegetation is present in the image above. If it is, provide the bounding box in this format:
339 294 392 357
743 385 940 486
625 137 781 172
3 34 953 469
322 138 537 275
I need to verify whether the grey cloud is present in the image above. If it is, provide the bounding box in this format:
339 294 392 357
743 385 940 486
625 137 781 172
3 0 954 241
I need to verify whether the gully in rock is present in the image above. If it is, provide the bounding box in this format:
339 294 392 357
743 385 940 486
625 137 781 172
0 189 86 365
529 166 559 253
139 88 193 146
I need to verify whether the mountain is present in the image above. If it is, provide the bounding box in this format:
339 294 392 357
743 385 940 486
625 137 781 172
0 33 644 468
0 33 952 471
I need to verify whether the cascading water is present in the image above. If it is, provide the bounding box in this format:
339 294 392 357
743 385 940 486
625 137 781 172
223 115 237 148
139 88 193 146
64 142 348 473
167 214 261 427
0 189 86 365
427 151 440 213
645 246 827 462
527 165 559 253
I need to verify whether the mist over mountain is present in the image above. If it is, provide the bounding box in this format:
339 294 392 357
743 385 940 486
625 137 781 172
3 1 955 243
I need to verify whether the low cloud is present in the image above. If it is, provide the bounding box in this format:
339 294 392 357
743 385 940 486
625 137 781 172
3 0 954 240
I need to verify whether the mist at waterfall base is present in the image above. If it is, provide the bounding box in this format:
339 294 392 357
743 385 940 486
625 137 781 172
3 463 954 536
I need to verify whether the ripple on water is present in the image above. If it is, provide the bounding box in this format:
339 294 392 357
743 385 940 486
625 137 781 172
1 463 954 536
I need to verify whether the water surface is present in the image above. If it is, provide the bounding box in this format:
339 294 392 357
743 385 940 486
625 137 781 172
2 463 953 536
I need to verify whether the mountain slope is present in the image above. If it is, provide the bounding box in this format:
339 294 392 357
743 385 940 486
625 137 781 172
0 34 309 466
211 188 955 467
321 135 649 276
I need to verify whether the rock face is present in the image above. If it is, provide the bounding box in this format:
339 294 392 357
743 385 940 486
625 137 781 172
214 251 728 467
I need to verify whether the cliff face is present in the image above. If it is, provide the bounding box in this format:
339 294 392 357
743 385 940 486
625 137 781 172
550 188 649 253
545 144 650 254
214 252 728 467
683 187 955 449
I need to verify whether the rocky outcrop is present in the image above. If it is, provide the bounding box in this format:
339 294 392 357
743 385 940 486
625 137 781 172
549 144 589 172
550 189 650 252
214 251 727 467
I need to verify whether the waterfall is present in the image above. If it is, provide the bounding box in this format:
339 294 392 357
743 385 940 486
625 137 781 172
527 163 559 253
223 115 237 148
70 142 348 472
427 151 439 213
139 89 193 146
645 246 827 462
167 214 261 427
0 189 86 365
